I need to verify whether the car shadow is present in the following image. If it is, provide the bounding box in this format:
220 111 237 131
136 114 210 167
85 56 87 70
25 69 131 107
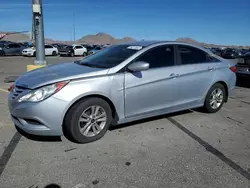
110 110 192 131
15 126 62 142
236 77 250 89
16 110 193 143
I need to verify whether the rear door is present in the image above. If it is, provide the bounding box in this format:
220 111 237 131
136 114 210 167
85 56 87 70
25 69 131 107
174 45 219 106
45 45 53 55
13 43 22 55
5 44 16 55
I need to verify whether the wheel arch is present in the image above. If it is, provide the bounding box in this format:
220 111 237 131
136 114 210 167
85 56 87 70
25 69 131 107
216 81 229 102
207 81 229 103
62 94 118 128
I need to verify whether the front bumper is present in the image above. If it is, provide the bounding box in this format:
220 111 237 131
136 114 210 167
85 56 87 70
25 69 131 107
22 51 33 56
8 92 69 136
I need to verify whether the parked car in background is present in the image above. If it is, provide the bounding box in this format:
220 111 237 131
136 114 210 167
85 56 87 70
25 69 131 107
210 48 223 57
22 44 58 57
59 45 75 57
59 45 87 57
222 48 242 59
236 52 250 79
0 43 26 56
8 41 236 143
81 44 94 52
72 45 87 56
87 45 105 55
51 43 66 51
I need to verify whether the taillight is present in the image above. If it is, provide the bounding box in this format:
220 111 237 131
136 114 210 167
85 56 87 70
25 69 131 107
8 84 14 91
229 66 236 73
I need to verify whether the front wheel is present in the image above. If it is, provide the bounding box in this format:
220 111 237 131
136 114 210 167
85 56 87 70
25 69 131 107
203 83 226 113
64 97 112 143
82 52 87 56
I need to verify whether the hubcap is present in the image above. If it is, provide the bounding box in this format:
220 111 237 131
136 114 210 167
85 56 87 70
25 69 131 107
78 105 107 137
209 88 223 109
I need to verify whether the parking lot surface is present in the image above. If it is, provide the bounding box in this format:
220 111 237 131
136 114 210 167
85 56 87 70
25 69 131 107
0 57 249 188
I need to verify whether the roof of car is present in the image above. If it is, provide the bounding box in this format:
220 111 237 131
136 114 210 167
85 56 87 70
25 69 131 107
122 40 204 48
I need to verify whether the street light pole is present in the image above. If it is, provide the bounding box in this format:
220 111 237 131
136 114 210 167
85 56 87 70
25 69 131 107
32 0 46 65
73 13 76 43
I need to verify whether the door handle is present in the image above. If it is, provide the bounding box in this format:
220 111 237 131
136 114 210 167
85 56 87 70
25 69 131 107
169 73 180 78
208 66 215 71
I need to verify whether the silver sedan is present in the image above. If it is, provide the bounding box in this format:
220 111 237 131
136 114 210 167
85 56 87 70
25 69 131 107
8 41 236 143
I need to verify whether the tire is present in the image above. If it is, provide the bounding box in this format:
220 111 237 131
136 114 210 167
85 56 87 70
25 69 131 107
64 97 112 143
52 51 57 56
33 51 36 57
70 51 74 57
203 83 226 113
82 52 87 56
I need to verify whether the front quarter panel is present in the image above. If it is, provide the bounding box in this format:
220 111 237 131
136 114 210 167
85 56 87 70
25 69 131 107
52 75 124 123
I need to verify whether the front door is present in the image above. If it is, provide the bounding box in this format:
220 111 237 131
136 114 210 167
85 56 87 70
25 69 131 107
74 46 83 55
124 45 180 118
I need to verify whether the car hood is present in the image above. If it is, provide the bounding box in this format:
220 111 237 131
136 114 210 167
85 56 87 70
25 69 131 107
15 62 109 89
23 47 35 51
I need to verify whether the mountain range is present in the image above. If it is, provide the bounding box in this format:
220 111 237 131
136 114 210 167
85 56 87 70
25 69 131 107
0 31 249 48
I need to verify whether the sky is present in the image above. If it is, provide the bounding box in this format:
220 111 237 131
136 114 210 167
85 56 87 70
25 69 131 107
0 0 250 45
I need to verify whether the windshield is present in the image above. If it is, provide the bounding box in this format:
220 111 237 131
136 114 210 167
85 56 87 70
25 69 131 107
78 44 143 68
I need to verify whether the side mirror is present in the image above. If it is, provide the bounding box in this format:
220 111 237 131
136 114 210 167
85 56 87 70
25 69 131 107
127 61 149 72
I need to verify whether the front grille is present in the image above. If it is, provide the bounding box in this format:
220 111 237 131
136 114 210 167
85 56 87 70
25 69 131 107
11 85 28 99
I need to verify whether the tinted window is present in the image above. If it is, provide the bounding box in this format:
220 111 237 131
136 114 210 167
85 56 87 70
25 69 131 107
14 44 21 48
78 44 143 68
75 46 83 49
45 45 53 48
178 45 209 64
8 44 15 48
136 45 174 68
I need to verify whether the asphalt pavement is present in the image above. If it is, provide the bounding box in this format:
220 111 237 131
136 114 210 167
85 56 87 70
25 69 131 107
0 56 249 188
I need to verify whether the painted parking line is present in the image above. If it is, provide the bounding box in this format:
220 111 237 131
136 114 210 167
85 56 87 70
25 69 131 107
0 88 9 93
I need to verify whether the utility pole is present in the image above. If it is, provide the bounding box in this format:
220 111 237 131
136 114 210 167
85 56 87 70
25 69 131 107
32 0 46 65
73 13 76 44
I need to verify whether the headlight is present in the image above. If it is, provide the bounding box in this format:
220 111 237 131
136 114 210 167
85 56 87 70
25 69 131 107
18 81 68 102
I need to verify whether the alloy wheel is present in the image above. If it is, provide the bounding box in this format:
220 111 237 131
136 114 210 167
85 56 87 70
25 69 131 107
78 105 107 137
209 88 224 109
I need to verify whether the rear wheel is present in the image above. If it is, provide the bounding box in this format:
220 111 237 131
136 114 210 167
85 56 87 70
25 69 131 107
64 97 112 143
52 51 57 56
82 52 87 56
203 83 226 113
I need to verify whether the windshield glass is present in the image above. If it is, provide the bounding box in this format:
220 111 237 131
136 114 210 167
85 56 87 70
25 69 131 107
78 44 143 68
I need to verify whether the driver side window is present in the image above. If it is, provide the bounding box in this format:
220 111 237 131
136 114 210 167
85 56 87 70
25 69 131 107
136 45 175 69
